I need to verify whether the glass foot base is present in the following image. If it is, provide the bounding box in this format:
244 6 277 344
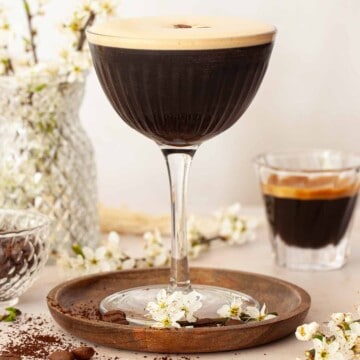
100 284 259 326
274 237 348 271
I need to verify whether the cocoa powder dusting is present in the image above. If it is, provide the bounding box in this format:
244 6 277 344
0 314 123 359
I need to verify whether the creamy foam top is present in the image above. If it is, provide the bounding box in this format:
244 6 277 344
87 16 276 50
262 175 360 200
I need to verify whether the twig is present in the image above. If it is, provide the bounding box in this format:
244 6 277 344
22 0 38 64
2 56 14 75
76 11 96 51
198 235 227 245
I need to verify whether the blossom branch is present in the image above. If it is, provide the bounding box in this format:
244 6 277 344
296 310 360 359
0 7 14 75
76 11 96 52
22 0 38 64
57 203 259 276
144 290 277 329
1 55 14 75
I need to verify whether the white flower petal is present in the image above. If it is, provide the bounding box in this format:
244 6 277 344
82 246 94 259
217 304 231 318
244 306 260 319
108 231 120 245
94 246 107 260
350 321 360 336
295 322 319 341
122 258 136 270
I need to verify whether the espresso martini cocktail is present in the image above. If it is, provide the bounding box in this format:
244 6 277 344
87 16 276 325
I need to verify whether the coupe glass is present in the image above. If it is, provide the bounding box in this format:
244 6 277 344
87 16 276 325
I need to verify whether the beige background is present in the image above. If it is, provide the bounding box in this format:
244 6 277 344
6 0 360 213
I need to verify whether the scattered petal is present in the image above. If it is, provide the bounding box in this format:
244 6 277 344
295 322 320 341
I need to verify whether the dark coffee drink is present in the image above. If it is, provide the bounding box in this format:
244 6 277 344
262 175 359 249
86 16 277 322
87 16 275 146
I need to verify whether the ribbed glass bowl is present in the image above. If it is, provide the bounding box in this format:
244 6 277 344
0 209 50 306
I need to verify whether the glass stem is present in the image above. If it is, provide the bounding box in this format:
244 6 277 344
161 145 198 293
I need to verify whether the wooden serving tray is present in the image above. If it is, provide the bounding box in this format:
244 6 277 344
47 267 310 353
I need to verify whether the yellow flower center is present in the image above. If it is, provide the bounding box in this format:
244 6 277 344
230 306 239 317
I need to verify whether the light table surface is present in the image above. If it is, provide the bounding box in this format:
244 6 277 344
13 208 360 360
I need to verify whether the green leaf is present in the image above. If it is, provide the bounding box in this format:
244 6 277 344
34 84 46 92
0 307 22 322
72 244 85 258
23 0 31 15
313 333 323 341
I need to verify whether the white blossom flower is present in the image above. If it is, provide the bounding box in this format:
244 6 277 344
244 303 277 322
57 252 85 270
105 231 127 260
0 6 12 75
146 289 185 328
150 309 184 329
27 62 62 82
102 231 136 270
178 291 203 323
216 203 258 245
145 289 205 328
295 322 320 341
144 230 169 267
82 245 112 272
335 331 357 359
27 0 48 16
331 313 347 325
296 304 360 359
146 289 179 312
217 296 243 319
187 216 207 259
79 0 100 14
57 203 259 277
0 8 10 45
121 257 136 270
344 313 353 323
312 338 344 360
96 0 118 16
59 51 90 82
328 320 344 336
349 322 360 336
56 252 86 277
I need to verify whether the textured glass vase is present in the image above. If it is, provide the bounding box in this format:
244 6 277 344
0 76 99 256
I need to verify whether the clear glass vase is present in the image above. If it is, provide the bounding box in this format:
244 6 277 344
0 75 99 256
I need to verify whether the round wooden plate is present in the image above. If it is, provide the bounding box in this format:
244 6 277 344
47 267 310 353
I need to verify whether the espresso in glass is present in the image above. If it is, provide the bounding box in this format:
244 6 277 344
262 175 358 249
255 150 360 271
87 16 276 324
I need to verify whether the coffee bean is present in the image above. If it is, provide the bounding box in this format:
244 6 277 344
101 310 128 324
71 346 95 360
224 318 243 326
48 350 75 360
194 318 221 327
0 354 22 360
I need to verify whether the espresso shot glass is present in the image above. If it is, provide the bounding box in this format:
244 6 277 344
254 150 360 271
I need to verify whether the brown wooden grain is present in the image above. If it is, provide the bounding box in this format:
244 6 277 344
47 267 311 354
